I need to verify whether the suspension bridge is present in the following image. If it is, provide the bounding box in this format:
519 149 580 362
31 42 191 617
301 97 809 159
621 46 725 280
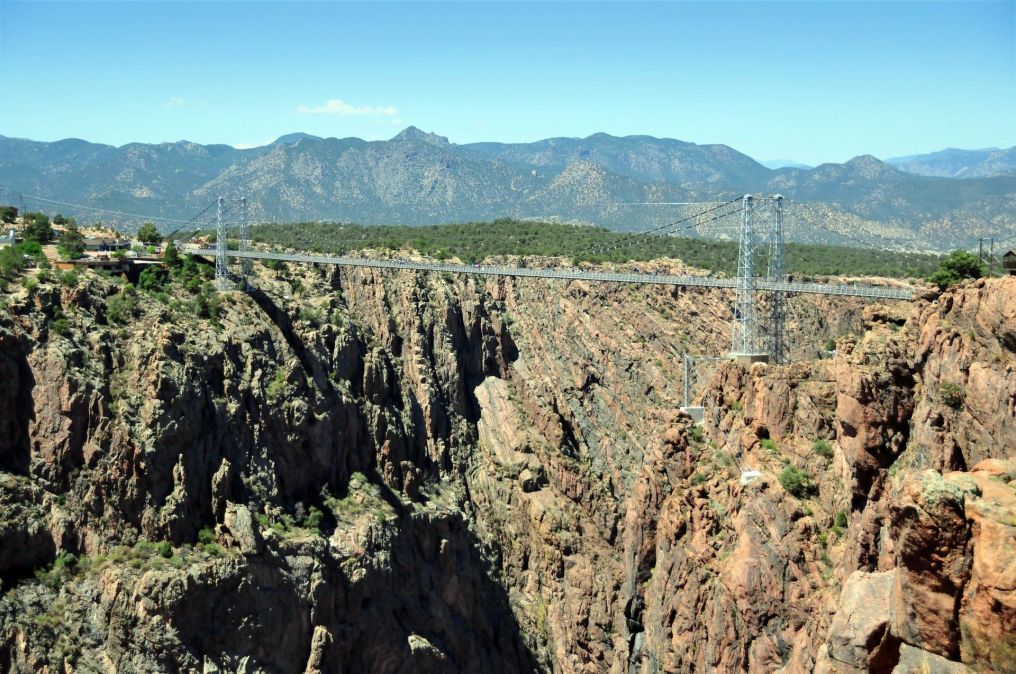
6 189 928 363
184 193 918 365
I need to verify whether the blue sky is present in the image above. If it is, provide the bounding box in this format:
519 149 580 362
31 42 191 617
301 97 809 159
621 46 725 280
0 1 1013 165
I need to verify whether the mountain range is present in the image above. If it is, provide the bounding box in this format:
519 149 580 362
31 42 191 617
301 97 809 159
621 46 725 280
887 146 1016 179
1 128 1014 251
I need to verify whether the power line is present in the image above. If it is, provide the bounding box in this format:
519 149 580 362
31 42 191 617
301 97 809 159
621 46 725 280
17 193 217 227
790 209 938 270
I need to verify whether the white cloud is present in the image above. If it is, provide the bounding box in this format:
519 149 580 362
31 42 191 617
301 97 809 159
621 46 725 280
165 96 206 109
296 98 398 116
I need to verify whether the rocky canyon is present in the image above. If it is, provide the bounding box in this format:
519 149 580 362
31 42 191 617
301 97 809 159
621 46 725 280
0 258 1013 673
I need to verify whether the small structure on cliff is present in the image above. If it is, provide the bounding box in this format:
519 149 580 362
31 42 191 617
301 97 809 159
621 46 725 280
1003 250 1016 275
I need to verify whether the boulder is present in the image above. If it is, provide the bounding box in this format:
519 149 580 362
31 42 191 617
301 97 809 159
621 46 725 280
824 570 900 671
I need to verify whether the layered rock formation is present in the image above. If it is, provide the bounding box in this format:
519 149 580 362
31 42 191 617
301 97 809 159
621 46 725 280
0 260 1012 673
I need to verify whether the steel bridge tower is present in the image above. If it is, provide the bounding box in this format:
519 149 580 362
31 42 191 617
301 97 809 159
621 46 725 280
214 196 231 290
730 194 786 362
767 195 786 363
239 196 251 285
213 194 252 290
731 195 761 356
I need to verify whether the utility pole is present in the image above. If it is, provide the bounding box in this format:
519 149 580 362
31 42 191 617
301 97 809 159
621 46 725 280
215 196 230 290
989 238 995 278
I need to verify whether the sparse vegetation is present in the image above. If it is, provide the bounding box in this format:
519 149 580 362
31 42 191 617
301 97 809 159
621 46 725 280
812 438 834 461
105 289 138 324
779 466 817 498
938 381 964 409
266 368 287 399
197 527 215 545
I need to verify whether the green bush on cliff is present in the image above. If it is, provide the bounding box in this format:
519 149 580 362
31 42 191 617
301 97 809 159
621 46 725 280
105 292 137 324
938 381 964 409
812 439 834 460
779 466 817 499
197 527 215 545
266 369 287 400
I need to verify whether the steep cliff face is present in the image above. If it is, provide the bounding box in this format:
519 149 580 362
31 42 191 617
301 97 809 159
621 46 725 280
698 278 1016 674
0 262 1012 674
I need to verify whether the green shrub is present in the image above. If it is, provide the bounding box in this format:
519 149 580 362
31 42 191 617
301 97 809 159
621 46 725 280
688 425 704 442
823 337 837 352
197 527 215 545
204 542 223 556
690 472 707 486
105 293 137 324
0 244 32 277
59 270 78 286
137 266 168 293
157 541 173 558
267 368 287 399
812 439 834 460
50 317 70 336
779 466 817 499
835 510 848 529
939 381 964 409
302 506 325 532
20 275 38 291
53 551 78 571
299 306 323 326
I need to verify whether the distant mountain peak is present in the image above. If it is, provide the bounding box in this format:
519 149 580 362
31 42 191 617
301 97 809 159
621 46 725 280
392 126 449 146
273 132 322 146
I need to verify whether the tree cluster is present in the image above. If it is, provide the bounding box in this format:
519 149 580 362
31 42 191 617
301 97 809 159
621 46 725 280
928 249 984 289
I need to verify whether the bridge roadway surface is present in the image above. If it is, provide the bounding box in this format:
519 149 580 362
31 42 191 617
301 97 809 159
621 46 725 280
189 248 915 300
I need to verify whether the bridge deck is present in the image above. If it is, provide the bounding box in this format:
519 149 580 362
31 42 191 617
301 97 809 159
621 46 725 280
189 248 915 300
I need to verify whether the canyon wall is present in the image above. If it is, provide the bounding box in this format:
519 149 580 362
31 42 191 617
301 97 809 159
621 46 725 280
0 261 1011 673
